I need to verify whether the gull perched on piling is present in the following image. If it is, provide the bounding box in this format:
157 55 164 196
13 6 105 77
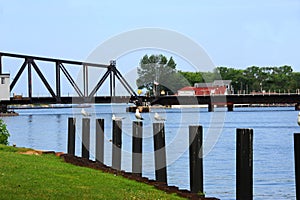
154 112 166 121
298 112 300 126
135 109 144 120
112 114 125 121
81 108 90 116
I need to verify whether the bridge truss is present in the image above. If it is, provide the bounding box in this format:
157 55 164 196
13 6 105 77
0 52 138 106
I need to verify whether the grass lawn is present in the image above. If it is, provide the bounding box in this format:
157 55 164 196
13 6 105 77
0 144 184 200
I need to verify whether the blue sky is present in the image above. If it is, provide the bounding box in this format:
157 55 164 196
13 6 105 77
1 0 300 95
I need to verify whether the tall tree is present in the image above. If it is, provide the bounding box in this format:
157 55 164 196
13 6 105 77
137 54 188 95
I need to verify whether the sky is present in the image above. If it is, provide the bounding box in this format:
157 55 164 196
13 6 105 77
0 0 300 95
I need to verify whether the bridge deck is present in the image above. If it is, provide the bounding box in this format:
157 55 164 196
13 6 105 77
2 94 300 106
150 94 300 106
2 96 131 105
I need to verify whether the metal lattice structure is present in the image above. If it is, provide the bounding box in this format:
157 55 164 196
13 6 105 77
0 52 137 104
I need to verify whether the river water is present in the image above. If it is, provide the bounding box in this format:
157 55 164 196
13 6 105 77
2 104 298 199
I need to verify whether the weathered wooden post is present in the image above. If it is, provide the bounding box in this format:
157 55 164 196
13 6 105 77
112 120 122 170
132 121 143 176
236 128 253 200
153 122 167 183
82 118 90 159
95 119 104 163
294 133 300 199
67 117 76 155
189 125 203 194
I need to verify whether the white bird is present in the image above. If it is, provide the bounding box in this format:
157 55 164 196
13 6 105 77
297 112 300 126
135 109 144 120
81 108 90 116
112 114 125 121
154 112 166 121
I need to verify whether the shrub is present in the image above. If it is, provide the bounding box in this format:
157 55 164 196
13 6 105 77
0 119 10 145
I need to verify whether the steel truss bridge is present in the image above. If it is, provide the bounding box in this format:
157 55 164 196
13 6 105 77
0 52 140 112
1 52 300 112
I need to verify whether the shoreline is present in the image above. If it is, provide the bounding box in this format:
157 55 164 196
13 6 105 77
8 104 91 110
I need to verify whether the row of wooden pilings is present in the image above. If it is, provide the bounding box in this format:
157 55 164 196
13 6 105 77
67 117 257 199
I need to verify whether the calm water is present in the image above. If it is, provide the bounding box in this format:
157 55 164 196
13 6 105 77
2 104 298 199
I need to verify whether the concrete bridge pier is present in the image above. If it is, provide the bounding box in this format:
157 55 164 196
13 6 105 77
295 103 300 111
208 104 214 112
0 104 18 116
227 103 234 112
0 104 8 113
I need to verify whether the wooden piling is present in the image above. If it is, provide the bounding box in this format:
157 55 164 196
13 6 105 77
95 119 104 163
132 121 143 176
294 133 300 199
153 122 167 183
189 125 203 194
236 128 253 200
112 120 122 170
82 118 90 159
67 117 76 155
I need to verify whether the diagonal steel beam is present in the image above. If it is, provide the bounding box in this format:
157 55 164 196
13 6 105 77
88 68 111 97
114 71 134 96
10 59 28 91
59 63 84 97
31 60 56 98
113 67 137 97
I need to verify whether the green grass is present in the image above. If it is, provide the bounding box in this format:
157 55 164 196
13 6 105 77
0 145 184 200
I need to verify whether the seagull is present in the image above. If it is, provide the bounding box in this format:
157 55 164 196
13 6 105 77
298 112 300 126
112 114 125 121
81 108 90 116
135 109 144 120
154 112 166 121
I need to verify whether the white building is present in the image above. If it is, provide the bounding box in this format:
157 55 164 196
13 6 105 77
177 86 195 96
0 74 10 100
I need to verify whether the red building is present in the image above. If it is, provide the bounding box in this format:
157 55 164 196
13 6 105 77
177 80 232 96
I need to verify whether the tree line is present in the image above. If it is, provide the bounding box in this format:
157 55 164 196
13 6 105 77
137 54 300 95
180 66 300 93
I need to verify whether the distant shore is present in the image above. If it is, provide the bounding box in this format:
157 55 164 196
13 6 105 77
8 104 91 110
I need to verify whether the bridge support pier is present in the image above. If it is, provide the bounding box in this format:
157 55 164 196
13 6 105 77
0 104 8 113
208 104 214 112
227 103 234 112
296 103 300 111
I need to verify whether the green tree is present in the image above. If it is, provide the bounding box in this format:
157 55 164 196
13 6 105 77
167 57 176 69
137 54 189 95
179 65 299 94
201 71 218 83
291 72 300 91
216 67 246 92
178 71 204 86
0 119 10 145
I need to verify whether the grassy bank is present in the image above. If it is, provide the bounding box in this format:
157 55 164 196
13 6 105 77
0 145 183 200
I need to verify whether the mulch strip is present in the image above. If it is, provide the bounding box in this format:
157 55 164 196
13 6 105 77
57 153 219 200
